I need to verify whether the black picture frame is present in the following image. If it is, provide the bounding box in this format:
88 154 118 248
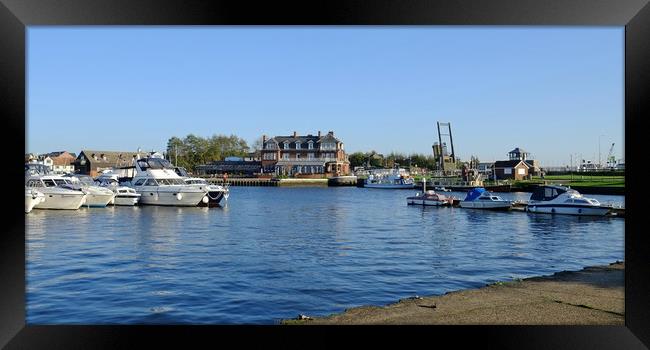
2 0 648 348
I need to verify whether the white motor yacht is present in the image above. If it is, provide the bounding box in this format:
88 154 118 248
459 188 512 210
174 166 229 206
95 174 141 206
128 156 210 206
364 168 415 189
526 185 611 216
25 188 45 213
25 164 87 210
63 174 115 208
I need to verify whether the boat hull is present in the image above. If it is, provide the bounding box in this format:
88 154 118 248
82 193 115 208
459 201 512 210
136 187 208 206
527 204 610 216
25 190 45 213
34 191 86 210
198 190 226 207
406 197 449 206
366 184 415 189
113 195 140 206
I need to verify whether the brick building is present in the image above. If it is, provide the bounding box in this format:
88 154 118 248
260 131 350 177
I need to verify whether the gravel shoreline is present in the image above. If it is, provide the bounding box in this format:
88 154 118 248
282 261 624 325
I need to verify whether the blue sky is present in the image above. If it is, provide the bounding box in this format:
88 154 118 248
27 27 623 166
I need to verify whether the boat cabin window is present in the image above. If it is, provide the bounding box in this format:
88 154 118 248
54 179 68 186
43 179 57 187
144 179 158 186
26 179 42 187
133 179 146 186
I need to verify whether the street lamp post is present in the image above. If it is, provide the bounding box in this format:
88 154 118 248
598 135 605 169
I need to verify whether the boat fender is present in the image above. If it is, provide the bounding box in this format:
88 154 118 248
176 193 183 201
202 196 209 204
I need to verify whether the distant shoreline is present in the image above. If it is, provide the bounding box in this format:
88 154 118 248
282 261 624 325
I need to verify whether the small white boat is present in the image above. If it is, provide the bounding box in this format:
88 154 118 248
407 190 454 206
459 188 512 210
434 186 452 192
95 174 141 206
526 185 611 216
407 179 454 206
63 174 115 208
25 188 45 213
365 168 415 189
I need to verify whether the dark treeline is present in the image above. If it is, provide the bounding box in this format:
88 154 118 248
166 134 250 171
348 151 439 170
349 151 480 170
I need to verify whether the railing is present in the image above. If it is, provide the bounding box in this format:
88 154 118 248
276 158 339 163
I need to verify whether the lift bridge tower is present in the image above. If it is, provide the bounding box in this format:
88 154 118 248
432 121 457 174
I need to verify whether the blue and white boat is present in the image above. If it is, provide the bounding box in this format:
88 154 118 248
459 187 512 210
526 185 611 216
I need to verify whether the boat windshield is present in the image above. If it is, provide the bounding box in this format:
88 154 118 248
76 175 95 185
530 186 567 201
174 167 189 177
137 158 174 170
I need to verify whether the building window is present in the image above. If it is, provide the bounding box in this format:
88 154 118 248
296 153 300 159
283 141 289 150
296 141 301 150
308 141 314 150
308 153 314 160
283 153 289 160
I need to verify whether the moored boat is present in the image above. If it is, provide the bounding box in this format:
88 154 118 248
25 165 87 210
25 188 45 213
407 178 454 206
365 168 415 189
459 187 512 210
526 185 611 216
63 174 115 207
95 173 141 206
127 156 210 206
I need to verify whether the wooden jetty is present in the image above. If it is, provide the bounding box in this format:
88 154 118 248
207 178 278 186
447 199 624 217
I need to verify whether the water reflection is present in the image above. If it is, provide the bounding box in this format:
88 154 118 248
26 187 625 324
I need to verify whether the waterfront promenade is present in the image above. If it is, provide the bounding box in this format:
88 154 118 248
283 262 624 325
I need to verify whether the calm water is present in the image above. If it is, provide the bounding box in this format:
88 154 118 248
26 187 625 324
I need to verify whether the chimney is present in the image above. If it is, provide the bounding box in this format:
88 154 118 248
293 131 297 138
318 131 321 137
262 134 267 143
